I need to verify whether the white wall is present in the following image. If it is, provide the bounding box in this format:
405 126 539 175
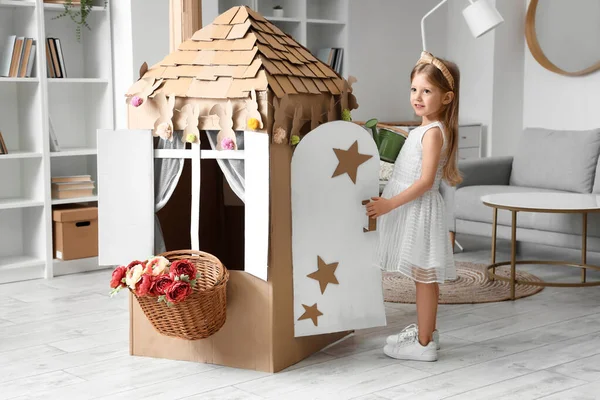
111 0 134 130
111 0 169 129
348 0 447 122
490 0 525 156
523 0 600 130
446 0 496 156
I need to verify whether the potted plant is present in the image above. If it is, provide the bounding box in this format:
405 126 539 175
273 5 284 18
52 0 108 42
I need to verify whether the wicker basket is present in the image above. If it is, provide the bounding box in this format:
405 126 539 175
133 250 229 340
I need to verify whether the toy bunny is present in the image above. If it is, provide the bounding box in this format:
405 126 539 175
272 95 291 144
180 103 201 144
152 93 176 142
127 77 163 108
245 89 264 131
210 100 237 150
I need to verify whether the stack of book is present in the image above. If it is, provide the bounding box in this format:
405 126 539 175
0 36 37 78
51 175 95 199
46 37 67 78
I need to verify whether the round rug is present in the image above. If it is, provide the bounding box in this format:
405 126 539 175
383 261 544 304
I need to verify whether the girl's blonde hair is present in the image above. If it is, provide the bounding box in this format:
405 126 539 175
411 54 462 186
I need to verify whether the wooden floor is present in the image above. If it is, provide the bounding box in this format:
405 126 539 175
1 234 599 399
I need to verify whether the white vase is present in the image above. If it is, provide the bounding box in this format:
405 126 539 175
273 9 284 18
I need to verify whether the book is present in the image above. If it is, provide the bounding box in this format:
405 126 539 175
0 130 7 155
25 40 36 77
9 37 24 77
52 181 95 191
51 175 92 183
51 188 94 199
0 35 16 77
18 38 33 78
54 38 66 78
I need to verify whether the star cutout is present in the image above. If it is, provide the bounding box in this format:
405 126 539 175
332 140 373 184
298 303 323 326
307 256 339 294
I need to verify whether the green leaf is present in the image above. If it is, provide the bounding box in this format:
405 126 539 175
180 275 190 283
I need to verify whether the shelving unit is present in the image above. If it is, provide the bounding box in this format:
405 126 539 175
0 0 113 284
218 0 349 77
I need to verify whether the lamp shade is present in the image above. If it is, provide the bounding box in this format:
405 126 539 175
462 0 504 38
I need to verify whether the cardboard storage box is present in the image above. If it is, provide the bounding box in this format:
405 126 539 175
53 206 98 260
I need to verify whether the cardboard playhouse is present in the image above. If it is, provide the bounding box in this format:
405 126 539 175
97 6 386 373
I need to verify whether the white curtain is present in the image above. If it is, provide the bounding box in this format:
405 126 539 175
154 131 186 254
206 130 246 203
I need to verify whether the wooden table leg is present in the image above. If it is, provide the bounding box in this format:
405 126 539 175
510 210 517 300
491 207 498 279
582 212 587 283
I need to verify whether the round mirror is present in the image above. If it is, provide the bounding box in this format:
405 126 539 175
526 0 600 76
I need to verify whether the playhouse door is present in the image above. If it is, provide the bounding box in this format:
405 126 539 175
97 129 155 267
291 121 387 337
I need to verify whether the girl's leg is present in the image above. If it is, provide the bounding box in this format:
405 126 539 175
415 282 439 346
433 283 439 331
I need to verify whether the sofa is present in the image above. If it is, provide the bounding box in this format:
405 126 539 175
442 127 600 253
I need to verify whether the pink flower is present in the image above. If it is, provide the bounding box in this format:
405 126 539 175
110 266 127 289
221 137 235 150
131 96 143 107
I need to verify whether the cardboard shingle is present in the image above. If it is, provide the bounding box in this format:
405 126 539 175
230 6 249 24
227 20 251 40
272 60 292 75
243 59 262 78
261 58 283 75
213 6 240 25
297 64 317 78
288 76 307 93
161 78 193 97
300 77 321 94
267 74 285 98
179 34 256 51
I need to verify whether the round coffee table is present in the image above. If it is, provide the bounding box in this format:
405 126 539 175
481 192 600 300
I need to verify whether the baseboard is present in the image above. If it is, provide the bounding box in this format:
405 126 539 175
53 256 109 276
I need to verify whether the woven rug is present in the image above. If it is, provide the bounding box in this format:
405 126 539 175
383 261 544 304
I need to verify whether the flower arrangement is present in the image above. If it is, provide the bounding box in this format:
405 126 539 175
110 255 200 306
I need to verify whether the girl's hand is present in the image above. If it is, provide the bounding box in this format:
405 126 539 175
366 197 394 218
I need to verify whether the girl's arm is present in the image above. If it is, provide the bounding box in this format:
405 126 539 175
367 127 443 217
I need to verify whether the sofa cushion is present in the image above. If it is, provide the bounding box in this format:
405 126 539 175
509 128 600 193
455 185 600 237
593 159 600 193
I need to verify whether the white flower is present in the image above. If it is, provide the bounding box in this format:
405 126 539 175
146 256 170 276
125 264 144 289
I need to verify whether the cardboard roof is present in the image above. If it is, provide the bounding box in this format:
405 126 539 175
127 6 345 100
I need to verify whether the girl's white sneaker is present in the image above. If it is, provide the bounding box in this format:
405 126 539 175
383 336 437 362
386 325 440 350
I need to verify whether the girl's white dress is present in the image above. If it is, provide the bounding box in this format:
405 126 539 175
375 121 456 283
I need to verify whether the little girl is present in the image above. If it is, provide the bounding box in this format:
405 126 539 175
366 51 462 362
